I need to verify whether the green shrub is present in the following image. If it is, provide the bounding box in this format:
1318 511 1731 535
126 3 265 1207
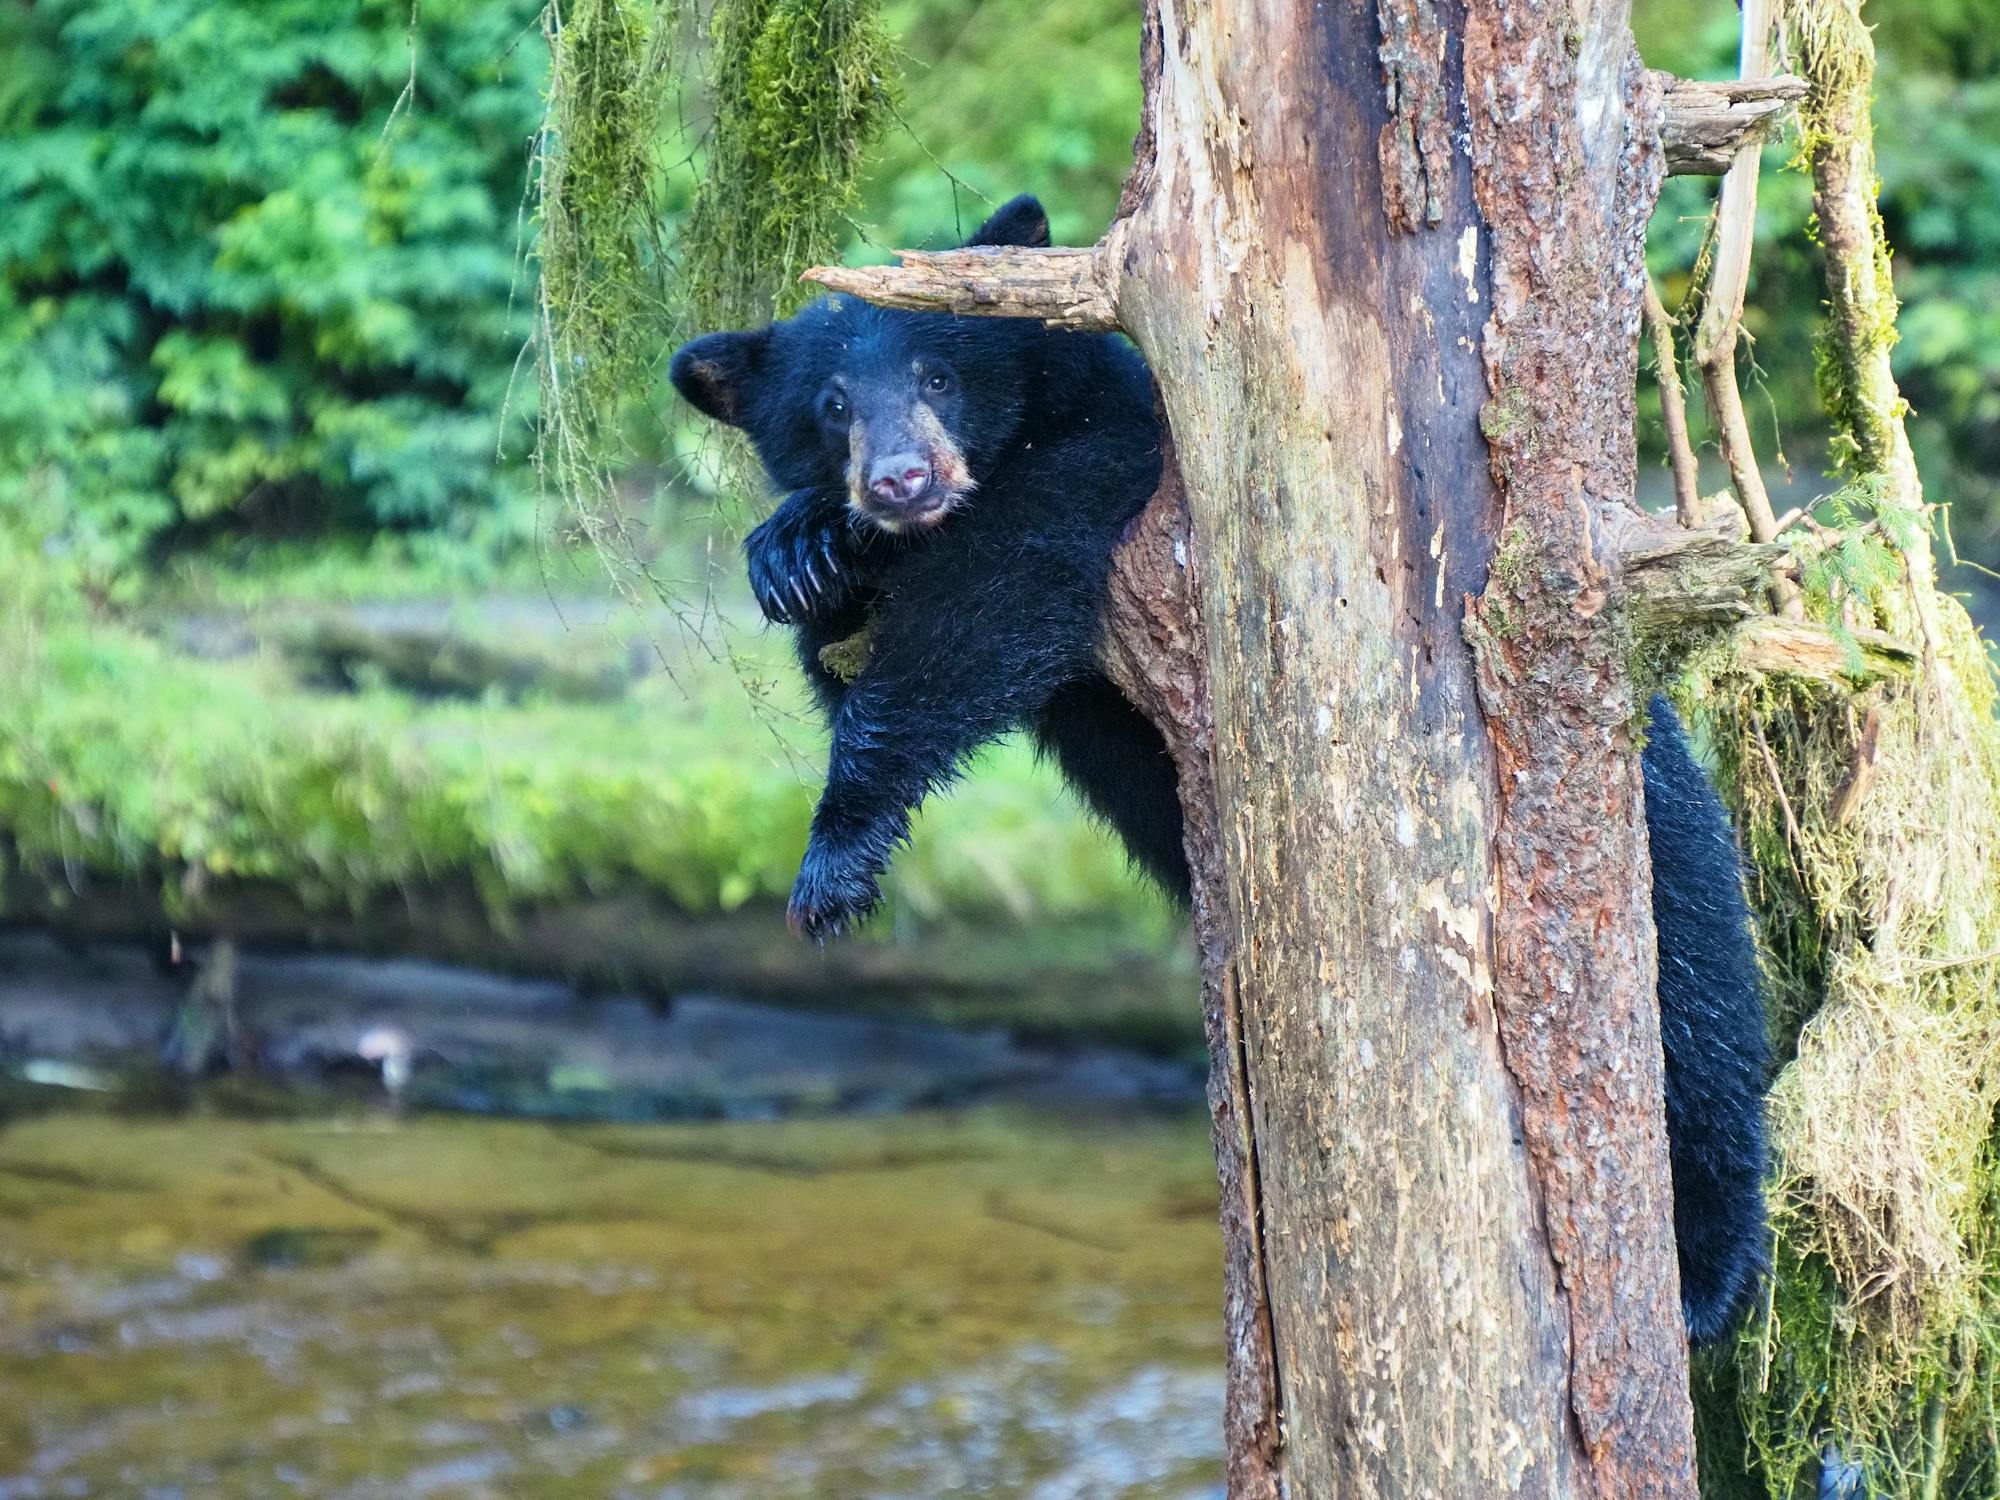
0 0 545 576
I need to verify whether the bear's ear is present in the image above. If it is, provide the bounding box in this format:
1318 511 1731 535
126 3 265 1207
670 329 770 426
963 194 1051 249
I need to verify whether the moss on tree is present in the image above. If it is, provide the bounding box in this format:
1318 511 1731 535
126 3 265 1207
1682 6 2000 1495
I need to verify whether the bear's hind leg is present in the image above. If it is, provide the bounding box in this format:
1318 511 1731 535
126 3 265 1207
1030 675 1190 903
1643 696 1772 1344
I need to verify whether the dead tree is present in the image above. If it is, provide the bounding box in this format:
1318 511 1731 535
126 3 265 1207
803 5 1824 1496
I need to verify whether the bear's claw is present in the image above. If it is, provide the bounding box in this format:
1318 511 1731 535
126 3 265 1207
745 502 856 625
786 848 881 944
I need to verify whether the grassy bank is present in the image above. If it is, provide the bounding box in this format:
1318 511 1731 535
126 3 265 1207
0 524 1186 1027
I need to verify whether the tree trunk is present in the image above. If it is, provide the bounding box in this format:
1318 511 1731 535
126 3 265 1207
815 2 1712 1493
1119 3 1694 1493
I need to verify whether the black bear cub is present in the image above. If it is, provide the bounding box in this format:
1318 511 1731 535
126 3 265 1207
671 194 1769 1344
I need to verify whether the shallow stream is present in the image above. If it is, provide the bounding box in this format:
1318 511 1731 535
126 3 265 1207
0 942 1224 1499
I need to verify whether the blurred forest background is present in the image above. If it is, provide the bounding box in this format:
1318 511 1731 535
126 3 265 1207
2 0 1995 976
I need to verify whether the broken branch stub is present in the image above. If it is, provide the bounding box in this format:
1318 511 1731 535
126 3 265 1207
1657 73 1809 176
795 71 1802 338
801 243 1121 332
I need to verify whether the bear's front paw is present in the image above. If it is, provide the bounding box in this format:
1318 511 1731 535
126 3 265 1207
786 846 882 944
745 503 858 625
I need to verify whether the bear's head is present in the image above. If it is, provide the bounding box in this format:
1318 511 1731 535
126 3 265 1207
670 195 1051 533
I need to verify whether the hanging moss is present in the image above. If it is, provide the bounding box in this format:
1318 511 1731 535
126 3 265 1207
681 0 898 330
1789 0 1910 488
528 0 896 640
531 0 682 556
1681 626 2000 1500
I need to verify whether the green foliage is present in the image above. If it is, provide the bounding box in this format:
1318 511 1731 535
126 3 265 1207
1788 473 1928 671
861 0 1141 250
1876 58 2000 561
1635 0 2000 601
0 0 546 578
1641 9 2000 1494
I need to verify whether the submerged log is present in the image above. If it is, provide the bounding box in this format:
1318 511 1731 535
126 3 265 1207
283 617 628 703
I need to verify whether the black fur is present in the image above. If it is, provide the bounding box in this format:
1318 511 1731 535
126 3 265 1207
1643 694 1772 1342
671 194 1767 1344
671 195 1182 937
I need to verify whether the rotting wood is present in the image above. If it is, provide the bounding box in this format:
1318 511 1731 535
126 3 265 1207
1656 72 1808 176
1733 615 1916 681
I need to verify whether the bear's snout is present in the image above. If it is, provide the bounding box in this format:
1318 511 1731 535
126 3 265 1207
866 452 932 506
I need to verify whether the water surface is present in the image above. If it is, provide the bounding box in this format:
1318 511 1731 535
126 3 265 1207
0 1103 1224 1499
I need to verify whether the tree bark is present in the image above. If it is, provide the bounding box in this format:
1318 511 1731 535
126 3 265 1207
815 4 1721 1494
1113 2 1705 1487
1126 0 1696 1489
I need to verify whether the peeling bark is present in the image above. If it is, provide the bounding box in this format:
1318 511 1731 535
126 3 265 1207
1376 0 1453 232
1459 4 1700 1487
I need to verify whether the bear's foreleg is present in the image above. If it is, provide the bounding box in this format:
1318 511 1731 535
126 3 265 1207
785 524 1108 941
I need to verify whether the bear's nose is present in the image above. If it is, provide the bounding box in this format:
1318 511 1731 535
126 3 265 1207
867 454 931 506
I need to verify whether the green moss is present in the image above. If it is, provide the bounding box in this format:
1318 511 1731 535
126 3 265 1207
1677 612 2000 1498
1477 389 1533 448
531 0 684 577
681 0 898 330
1486 521 1536 591
532 0 898 603
1678 28 2000 1491
1481 598 1524 641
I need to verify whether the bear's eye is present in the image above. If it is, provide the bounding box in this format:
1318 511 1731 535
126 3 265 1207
923 371 952 395
824 396 849 423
